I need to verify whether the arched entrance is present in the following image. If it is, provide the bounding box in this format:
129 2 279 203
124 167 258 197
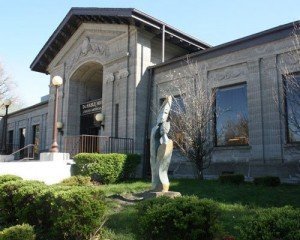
67 62 103 137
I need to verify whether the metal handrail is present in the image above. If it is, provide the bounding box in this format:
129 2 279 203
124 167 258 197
10 144 35 161
64 135 134 157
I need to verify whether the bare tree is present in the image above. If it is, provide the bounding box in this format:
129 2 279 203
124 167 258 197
157 58 217 179
275 23 300 143
0 62 20 114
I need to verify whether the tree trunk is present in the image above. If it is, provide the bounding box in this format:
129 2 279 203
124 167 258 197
194 158 204 180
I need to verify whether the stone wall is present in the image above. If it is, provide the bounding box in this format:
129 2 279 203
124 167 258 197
151 35 300 179
5 102 49 152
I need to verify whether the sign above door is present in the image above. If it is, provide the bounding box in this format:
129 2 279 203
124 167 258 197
80 99 102 116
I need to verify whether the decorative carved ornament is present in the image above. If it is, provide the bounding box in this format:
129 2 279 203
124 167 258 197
115 69 129 80
66 37 109 71
104 73 115 84
104 69 129 85
31 116 40 125
208 64 247 81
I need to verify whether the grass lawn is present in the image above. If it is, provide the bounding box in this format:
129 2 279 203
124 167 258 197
99 179 300 239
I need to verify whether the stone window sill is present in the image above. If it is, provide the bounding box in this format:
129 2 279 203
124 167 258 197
213 145 251 151
284 143 300 148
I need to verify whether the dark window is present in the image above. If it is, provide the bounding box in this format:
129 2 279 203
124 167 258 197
32 125 40 145
8 130 13 154
115 104 119 138
215 83 249 146
32 125 40 157
285 74 300 143
19 128 26 158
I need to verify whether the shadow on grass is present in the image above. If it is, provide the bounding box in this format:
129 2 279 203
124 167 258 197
104 205 138 240
170 179 300 208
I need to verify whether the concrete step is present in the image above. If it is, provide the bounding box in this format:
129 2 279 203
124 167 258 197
282 177 300 184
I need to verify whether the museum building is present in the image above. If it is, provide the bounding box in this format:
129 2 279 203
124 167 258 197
1 8 300 179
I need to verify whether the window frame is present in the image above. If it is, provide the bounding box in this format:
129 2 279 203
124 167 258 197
214 82 249 147
283 73 300 144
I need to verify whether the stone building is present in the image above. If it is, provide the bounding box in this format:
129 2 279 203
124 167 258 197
1 8 299 180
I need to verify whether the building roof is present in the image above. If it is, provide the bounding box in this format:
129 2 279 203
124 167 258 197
30 8 211 74
150 20 300 70
7 100 48 118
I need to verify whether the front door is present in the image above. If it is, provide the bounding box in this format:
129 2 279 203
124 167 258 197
80 114 100 153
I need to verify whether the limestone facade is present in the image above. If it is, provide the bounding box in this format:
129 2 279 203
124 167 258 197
1 8 299 179
151 34 300 178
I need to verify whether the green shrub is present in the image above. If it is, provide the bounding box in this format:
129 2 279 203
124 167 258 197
59 176 92 186
0 180 46 227
136 196 221 240
73 153 141 184
238 206 300 240
0 175 22 185
219 174 245 185
253 176 281 186
0 179 106 240
122 154 141 180
39 186 106 240
13 183 47 227
0 224 35 240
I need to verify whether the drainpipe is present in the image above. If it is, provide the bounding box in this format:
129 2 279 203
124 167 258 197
59 62 66 149
162 24 165 63
126 24 130 139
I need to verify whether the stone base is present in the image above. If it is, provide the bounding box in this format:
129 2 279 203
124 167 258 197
141 191 181 200
40 152 70 161
0 155 14 162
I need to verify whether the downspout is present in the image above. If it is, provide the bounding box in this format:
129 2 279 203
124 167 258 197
259 58 266 164
60 62 66 149
126 24 130 138
162 24 165 63
275 55 284 163
143 67 154 177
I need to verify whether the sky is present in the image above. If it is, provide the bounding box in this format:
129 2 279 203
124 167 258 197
0 0 300 107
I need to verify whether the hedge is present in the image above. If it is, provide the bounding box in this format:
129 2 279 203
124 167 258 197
0 180 46 227
253 176 281 187
73 153 141 184
39 187 106 239
0 175 22 185
0 180 106 240
219 174 245 185
136 196 222 240
238 206 300 240
0 224 35 240
59 176 92 186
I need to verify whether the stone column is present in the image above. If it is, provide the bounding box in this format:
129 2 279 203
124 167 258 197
102 72 115 137
260 55 283 163
247 60 264 162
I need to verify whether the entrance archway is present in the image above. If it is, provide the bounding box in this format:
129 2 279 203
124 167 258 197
67 62 103 137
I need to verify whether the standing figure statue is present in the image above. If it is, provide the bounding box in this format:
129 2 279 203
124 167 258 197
150 96 173 192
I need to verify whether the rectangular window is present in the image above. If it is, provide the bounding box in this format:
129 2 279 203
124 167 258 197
19 128 26 158
32 125 40 157
215 83 249 146
285 74 300 143
19 128 26 148
8 130 13 154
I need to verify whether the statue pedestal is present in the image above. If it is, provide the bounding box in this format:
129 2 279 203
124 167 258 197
141 191 181 200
